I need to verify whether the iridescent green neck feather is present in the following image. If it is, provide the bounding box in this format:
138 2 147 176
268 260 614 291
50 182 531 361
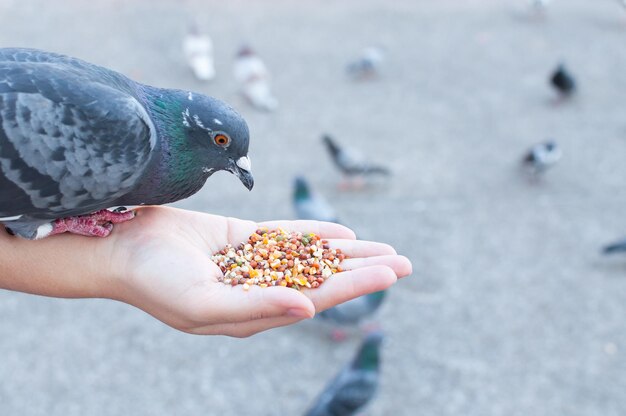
130 87 209 204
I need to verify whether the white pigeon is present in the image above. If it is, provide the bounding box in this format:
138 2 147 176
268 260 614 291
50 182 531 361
522 140 562 176
182 25 215 81
234 46 278 111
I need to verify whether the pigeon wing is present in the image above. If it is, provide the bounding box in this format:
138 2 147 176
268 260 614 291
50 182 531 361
0 62 154 219
325 371 377 415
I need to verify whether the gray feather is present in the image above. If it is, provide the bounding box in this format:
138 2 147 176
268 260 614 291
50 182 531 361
0 63 152 218
305 332 383 416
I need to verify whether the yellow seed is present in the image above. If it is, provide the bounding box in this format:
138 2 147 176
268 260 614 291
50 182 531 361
260 283 268 288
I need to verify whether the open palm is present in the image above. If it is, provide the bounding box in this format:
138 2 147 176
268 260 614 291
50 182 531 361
103 206 411 337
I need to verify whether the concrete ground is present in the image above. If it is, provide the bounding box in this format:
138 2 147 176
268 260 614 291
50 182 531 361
1 0 626 414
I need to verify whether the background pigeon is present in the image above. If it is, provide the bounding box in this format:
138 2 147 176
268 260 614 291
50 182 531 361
0 47 253 239
317 290 386 341
322 134 390 189
293 176 339 223
346 46 385 80
305 331 384 416
522 140 562 176
550 63 576 98
531 0 551 10
233 45 278 111
602 238 626 255
182 23 216 81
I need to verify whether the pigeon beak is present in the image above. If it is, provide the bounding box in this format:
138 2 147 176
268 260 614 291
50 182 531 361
231 156 254 191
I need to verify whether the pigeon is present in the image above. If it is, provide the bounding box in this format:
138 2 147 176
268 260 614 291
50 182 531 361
0 47 253 239
550 64 576 98
305 331 384 416
317 290 386 341
233 45 278 111
522 140 562 176
293 176 339 223
322 134 390 188
531 0 550 10
602 238 626 255
182 24 216 81
346 47 384 80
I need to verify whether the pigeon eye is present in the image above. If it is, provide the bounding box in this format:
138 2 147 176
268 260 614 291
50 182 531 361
214 134 230 147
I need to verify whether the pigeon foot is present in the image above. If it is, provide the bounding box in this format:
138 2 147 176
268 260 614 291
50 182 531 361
50 209 136 237
330 329 348 342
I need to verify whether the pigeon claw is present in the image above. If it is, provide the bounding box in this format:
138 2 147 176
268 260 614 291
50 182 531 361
330 329 348 343
49 209 136 238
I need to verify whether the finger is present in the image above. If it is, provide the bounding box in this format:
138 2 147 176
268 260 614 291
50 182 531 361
304 265 397 312
326 239 397 257
258 220 356 240
186 315 307 337
188 284 315 326
341 255 413 278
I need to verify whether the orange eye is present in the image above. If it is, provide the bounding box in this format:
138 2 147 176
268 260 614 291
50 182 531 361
214 134 230 146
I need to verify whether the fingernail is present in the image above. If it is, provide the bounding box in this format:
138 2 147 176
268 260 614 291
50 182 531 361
287 308 310 319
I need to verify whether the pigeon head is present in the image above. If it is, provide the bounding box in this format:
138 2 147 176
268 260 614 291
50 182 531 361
181 93 254 190
293 176 311 201
352 331 384 371
544 141 557 151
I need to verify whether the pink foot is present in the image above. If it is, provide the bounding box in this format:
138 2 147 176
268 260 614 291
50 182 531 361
50 209 136 237
330 329 348 342
361 322 382 334
337 177 366 191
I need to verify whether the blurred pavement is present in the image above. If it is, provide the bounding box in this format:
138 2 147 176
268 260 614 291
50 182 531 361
1 0 626 415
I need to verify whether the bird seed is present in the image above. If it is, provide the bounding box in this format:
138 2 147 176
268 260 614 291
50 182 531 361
211 228 346 290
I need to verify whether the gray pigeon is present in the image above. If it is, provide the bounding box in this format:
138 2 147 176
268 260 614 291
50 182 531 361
293 176 338 223
305 331 383 416
0 48 253 239
602 238 626 255
522 140 561 175
322 134 390 188
550 64 576 98
318 290 386 326
317 290 386 341
346 47 384 80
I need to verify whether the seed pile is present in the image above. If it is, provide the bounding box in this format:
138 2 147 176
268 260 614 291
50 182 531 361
211 228 346 290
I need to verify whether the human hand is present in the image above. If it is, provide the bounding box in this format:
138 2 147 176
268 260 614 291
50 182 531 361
91 206 412 336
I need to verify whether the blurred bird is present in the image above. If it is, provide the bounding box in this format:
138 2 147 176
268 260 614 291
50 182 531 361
182 24 216 81
602 238 626 255
317 290 387 342
293 176 339 223
550 64 576 98
346 46 384 80
305 331 383 416
234 45 278 111
531 0 550 11
322 134 390 189
0 48 253 239
522 140 562 176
